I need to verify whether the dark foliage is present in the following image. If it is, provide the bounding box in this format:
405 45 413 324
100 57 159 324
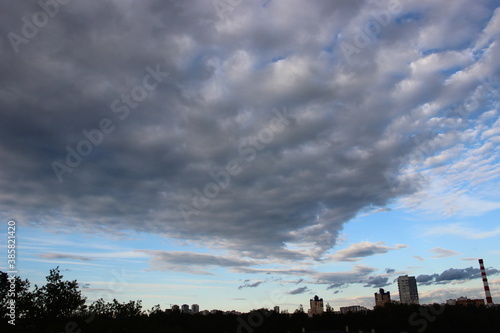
1 268 500 332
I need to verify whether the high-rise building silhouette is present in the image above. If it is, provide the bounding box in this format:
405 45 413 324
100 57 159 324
398 275 419 304
181 304 190 313
374 288 391 307
191 304 199 314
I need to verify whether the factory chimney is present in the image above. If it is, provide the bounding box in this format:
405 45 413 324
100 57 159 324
478 259 493 305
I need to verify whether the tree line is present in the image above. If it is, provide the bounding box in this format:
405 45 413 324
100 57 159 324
1 267 499 332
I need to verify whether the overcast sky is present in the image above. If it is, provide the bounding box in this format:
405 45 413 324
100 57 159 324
1 0 500 312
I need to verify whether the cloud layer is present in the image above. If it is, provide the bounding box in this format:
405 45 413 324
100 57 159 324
330 242 407 262
1 0 499 266
417 267 500 285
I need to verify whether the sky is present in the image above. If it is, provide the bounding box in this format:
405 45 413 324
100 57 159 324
1 0 500 313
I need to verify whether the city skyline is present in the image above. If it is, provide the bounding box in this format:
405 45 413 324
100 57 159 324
1 0 500 314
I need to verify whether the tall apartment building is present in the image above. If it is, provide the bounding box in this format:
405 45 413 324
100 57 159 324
191 304 199 314
181 304 190 313
398 275 419 304
309 295 324 316
374 288 391 307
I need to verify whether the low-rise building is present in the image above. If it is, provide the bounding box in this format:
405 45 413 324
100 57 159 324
456 297 485 307
339 305 368 314
374 288 391 307
446 297 485 307
309 295 324 316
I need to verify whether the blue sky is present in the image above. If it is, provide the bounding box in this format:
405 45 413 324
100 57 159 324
7 203 500 312
1 0 500 313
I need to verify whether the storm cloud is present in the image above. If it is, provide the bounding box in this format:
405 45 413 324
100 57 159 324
1 0 499 268
417 267 500 285
238 280 264 290
363 276 390 288
288 286 310 295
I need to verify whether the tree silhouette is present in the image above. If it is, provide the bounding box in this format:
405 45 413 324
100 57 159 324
0 271 34 319
110 298 143 318
88 297 113 317
2 267 500 333
147 304 162 317
34 266 86 318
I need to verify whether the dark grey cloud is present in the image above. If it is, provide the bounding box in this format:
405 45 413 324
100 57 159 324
317 265 398 289
416 274 437 286
1 0 499 269
295 278 304 285
238 281 264 289
417 266 500 285
326 283 347 290
363 276 390 288
385 268 396 274
288 286 310 295
436 267 499 282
